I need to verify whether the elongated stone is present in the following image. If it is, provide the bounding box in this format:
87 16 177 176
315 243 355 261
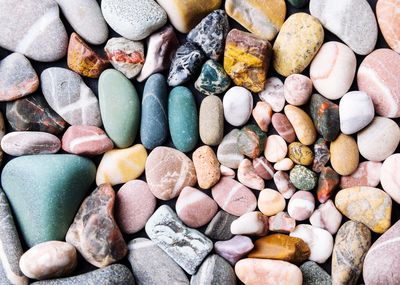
217 129 244 169
377 0 400 53
195 60 231 95
271 113 296 143
274 171 296 199
312 138 330 173
310 93 340 141
191 254 236 285
223 86 253 127
252 102 273 132
192 146 220 189
284 105 317 145
199 95 224 146
317 166 340 203
253 156 275 180
214 235 254 265
205 210 237 240
330 134 359 176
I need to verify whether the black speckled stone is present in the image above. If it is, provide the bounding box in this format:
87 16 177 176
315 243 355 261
205 210 237 240
191 254 236 285
300 261 331 285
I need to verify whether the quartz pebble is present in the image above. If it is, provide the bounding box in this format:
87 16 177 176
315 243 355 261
376 0 400 53
274 171 296 199
340 161 382 189
252 102 273 132
310 93 340 141
268 212 296 233
191 254 236 285
217 129 244 169
300 261 332 285
310 200 342 235
258 188 286 216
330 134 359 176
220 165 236 179
381 154 400 204
214 235 254 265
193 146 220 189
274 158 294 171
271 113 296 143
290 165 318 191
237 159 265 190
237 124 266 159
253 156 275 180
317 166 340 203
288 191 315 221
223 86 253 127
205 210 237 241
259 77 285 112
312 139 330 173
1 132 60 156
230 211 269 236
199 95 224 146
285 105 317 145
195 60 231 96
288 142 314 166
284 74 313 106
264 135 287 163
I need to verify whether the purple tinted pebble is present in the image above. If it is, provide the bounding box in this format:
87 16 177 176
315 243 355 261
214 235 254 265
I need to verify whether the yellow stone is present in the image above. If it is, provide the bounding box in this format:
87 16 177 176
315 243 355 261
330 134 359 176
288 142 314 166
273 13 324 76
96 144 147 186
284 105 316 145
225 0 286 41
156 0 222 33
335 186 392 233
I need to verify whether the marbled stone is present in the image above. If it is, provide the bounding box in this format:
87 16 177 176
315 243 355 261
284 74 313 106
290 165 318 191
191 254 236 285
264 135 287 163
258 188 286 216
312 138 330 173
259 77 285 112
284 105 317 145
381 154 400 203
237 124 266 159
269 212 296 233
274 171 296 199
317 166 340 203
223 86 253 127
199 95 224 146
253 156 275 180
238 159 265 190
193 146 220 189
310 200 342 235
288 191 315 221
341 161 382 189
310 93 340 141
195 60 231 95
300 261 332 285
377 0 400 53
205 210 237 241
230 211 269 236
214 235 254 265
271 113 296 143
274 158 294 171
330 134 359 176
252 101 273 132
288 142 314 166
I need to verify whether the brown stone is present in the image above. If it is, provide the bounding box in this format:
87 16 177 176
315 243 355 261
192 145 220 189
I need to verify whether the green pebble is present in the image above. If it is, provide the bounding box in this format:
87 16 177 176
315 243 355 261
195 60 231 95
290 165 318 191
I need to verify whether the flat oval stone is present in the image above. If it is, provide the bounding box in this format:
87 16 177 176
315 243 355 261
115 180 156 234
223 86 253 127
317 166 340 203
310 0 377 55
284 105 317 145
273 13 324 77
140 73 168 150
19 241 76 280
191 254 236 285
330 134 359 176
214 235 254 265
237 124 267 159
357 48 400 117
252 101 273 132
274 158 294 171
288 191 315 221
99 69 140 148
193 146 220 189
340 161 382 189
62 125 113 156
310 41 356 100
212 177 257 216
310 200 342 235
268 212 296 233
146 147 197 200
199 95 224 146
195 60 231 95
1 131 60 156
253 156 275 180
312 138 330 173
272 113 296 143
310 93 340 141
258 188 286 216
381 154 400 203
284 74 312 106
264 135 287 163
237 159 265 191
288 142 314 166
205 210 237 241
259 77 285 112
300 261 331 285
217 129 244 169
290 165 318 191
377 0 400 53
274 171 296 199
168 86 198 152
335 186 392 233
230 211 269 236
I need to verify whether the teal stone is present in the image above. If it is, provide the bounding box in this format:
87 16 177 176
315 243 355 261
99 69 140 148
310 93 340 142
168 86 199 152
1 155 96 247
289 165 318 191
288 0 309 8
195 60 231 95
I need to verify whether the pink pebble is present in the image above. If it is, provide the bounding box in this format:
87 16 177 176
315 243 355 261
258 77 285 112
238 159 265 190
288 191 315 221
214 235 254 265
271 113 296 143
252 156 275 180
252 101 273 132
340 161 382 189
269 212 296 233
284 74 313 106
264 135 288 163
310 200 342 235
220 165 236 178
273 171 296 199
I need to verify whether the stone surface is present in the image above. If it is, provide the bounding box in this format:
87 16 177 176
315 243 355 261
99 69 140 148
258 188 286 216
310 200 342 235
381 154 400 204
237 124 266 159
274 158 294 171
273 13 324 76
66 184 127 268
288 0 309 7
377 0 400 53
340 161 382 189
1 155 96 247
214 235 254 265
310 0 377 55
284 105 317 145
312 138 330 173
259 77 285 112
284 74 313 106
168 86 198 152
358 48 400 117
220 165 236 178
224 29 272 92
191 254 236 285
310 93 340 141
288 142 314 166
310 41 357 100
115 180 156 234
238 159 265 190
288 191 315 221
145 205 213 275
230 211 269 236
268 212 296 233
19 241 77 280
330 134 359 176
274 171 296 199
290 165 318 191
271 113 296 143
41 67 101 127
300 261 332 285
317 166 340 203
199 95 224 146
252 101 273 132
193 146 220 189
96 145 147 186
205 210 237 240
264 135 287 163
253 156 275 180
335 186 392 233
223 86 253 127
0 0 68 62
195 60 231 96
145 147 197 200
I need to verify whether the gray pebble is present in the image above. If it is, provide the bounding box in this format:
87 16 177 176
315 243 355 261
190 254 236 285
205 210 237 240
300 261 332 285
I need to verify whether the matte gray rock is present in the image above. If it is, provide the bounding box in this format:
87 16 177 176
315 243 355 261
300 261 331 285
190 254 236 285
205 210 237 240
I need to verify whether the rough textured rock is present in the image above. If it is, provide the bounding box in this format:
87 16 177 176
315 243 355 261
192 146 220 189
205 210 237 240
191 254 236 285
289 165 318 191
301 261 332 285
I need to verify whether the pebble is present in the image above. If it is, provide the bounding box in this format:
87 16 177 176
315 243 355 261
168 86 199 152
284 74 313 106
300 261 332 285
66 184 127 268
377 0 400 53
0 53 38 102
335 186 392 233
268 212 296 233
137 25 179 82
187 10 230 61
249 234 310 264
264 135 287 163
358 48 400 117
235 258 303 285
115 180 156 234
258 188 286 216
96 144 147 186
273 13 324 76
274 158 295 171
41 67 101 127
310 93 340 141
220 165 236 178
145 205 213 275
340 161 382 189
99 69 140 148
288 191 315 221
339 91 375 134
253 156 275 180
128 238 189 285
252 101 273 132
176 186 218 228
191 254 236 285
381 154 400 203
214 235 254 265
284 105 317 145
259 77 285 112
309 200 342 235
1 154 96 247
195 60 231 96
317 166 340 203
104 37 145 79
238 159 265 190
192 146 220 189
199 95 224 146
217 129 244 169
67 33 109 78
212 177 257 216
310 0 377 55
140 74 168 149
168 42 205 86
205 210 237 240
6 95 67 135
332 221 371 285
55 0 108 45
290 224 334 263
310 41 357 100
274 171 296 199
0 0 67 62
312 138 330 173
145 146 197 200
288 142 314 166
290 165 318 191
357 116 400 161
330 134 359 176
101 0 167 40
224 29 272 92
19 241 77 280
223 87 253 128
230 211 269 236
237 124 266 159
225 0 286 41
271 113 296 143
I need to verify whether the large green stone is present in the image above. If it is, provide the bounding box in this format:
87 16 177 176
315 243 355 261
1 155 96 247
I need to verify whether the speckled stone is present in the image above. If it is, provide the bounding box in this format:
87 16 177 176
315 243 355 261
223 86 253 127
284 74 313 106
312 138 330 173
377 0 400 53
191 254 236 285
195 60 231 95
253 156 275 180
310 200 342 235
330 134 359 176
274 170 296 199
193 146 220 189
214 235 254 265
317 166 340 203
288 142 314 166
341 161 382 189
199 95 224 146
237 124 267 159
268 212 296 233
290 165 318 191
300 261 331 285
238 159 265 190
259 77 285 112
205 210 237 240
284 105 317 145
288 191 315 221
230 211 269 236
310 93 340 141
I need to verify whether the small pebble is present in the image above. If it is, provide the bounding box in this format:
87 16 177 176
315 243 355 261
310 93 340 141
284 74 313 106
271 113 296 143
205 210 237 241
230 211 269 236
285 105 317 145
340 161 382 189
1 132 60 156
312 138 330 173
258 188 286 216
253 156 275 180
192 145 220 189
223 86 253 127
252 101 273 132
274 158 295 171
290 165 318 191
237 124 266 159
317 166 340 203
300 261 332 285
269 212 296 233
195 60 231 95
237 159 265 190
274 171 296 199
217 129 244 169
330 134 359 176
259 77 285 112
288 142 314 166
309 200 342 234
214 235 254 266
264 135 288 163
288 191 315 221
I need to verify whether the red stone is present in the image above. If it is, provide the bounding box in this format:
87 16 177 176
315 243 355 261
253 156 275 180
272 113 296 143
317 167 340 203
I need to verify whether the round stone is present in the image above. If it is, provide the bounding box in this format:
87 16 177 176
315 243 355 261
284 74 312 106
223 86 253 127
237 125 266 159
381 154 400 204
264 135 288 163
376 0 400 53
258 77 285 112
330 134 359 176
288 191 315 221
288 142 314 166
258 189 286 216
290 165 318 191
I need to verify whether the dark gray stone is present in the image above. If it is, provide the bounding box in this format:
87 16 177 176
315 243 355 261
300 261 331 285
205 210 237 240
190 254 236 285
